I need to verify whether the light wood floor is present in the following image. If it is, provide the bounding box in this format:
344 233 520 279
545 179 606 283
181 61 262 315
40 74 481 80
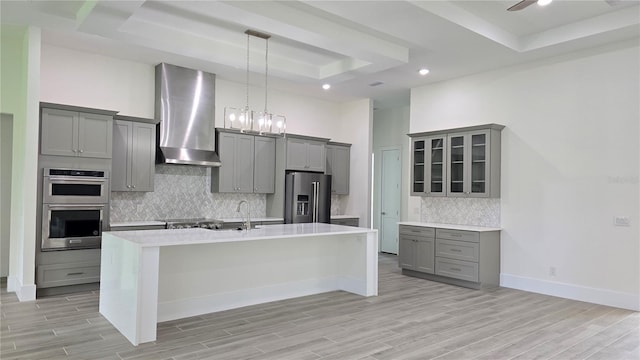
1 254 638 360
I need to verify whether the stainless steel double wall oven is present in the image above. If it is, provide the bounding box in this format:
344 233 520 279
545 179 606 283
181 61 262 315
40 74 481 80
41 168 109 250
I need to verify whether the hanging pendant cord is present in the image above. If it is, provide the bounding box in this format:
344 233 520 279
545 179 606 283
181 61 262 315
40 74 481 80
264 37 269 113
245 33 250 112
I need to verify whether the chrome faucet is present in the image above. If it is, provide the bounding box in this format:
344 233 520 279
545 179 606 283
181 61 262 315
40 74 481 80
236 200 251 230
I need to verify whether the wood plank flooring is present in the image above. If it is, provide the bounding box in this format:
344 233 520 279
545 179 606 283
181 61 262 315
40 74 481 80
1 254 638 359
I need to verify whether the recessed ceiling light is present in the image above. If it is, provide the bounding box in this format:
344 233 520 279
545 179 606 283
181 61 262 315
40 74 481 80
537 0 552 6
322 84 331 90
419 68 430 76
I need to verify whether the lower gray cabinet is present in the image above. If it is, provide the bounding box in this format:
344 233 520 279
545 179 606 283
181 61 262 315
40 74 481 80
398 225 435 274
326 142 351 195
399 223 500 289
112 117 156 192
37 262 100 288
330 217 359 227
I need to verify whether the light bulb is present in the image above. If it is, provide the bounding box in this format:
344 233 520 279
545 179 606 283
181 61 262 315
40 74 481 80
276 120 283 128
419 68 430 76
229 113 236 121
239 114 245 123
537 0 552 6
322 84 331 90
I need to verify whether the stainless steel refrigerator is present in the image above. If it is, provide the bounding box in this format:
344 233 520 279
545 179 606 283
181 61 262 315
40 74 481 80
284 172 331 224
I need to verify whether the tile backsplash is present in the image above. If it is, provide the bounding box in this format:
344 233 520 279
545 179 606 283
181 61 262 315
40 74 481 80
420 197 500 227
110 165 266 222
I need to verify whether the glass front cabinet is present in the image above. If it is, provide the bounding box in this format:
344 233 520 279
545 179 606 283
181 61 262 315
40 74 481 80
410 124 504 198
411 136 447 197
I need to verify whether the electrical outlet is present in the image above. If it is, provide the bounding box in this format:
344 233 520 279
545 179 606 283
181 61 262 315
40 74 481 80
549 266 556 277
614 216 630 227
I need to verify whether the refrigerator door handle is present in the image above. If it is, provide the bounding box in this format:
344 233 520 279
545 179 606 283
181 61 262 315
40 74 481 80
312 181 319 222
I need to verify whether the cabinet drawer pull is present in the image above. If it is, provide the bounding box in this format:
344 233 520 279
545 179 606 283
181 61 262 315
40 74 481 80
450 248 462 252
449 267 462 272
67 272 84 276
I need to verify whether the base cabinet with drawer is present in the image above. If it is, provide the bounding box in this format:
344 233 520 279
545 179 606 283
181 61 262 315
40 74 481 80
398 225 435 273
398 223 500 289
37 262 100 288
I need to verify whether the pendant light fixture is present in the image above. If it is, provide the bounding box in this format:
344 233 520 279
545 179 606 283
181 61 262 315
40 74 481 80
224 30 286 135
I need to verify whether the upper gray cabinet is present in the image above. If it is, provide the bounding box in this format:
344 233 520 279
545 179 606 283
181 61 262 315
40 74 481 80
410 124 504 198
326 142 351 195
411 135 447 197
41 106 115 159
254 136 276 193
212 129 276 194
112 116 157 192
285 136 328 172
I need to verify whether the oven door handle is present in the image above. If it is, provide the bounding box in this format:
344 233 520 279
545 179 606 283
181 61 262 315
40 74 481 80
47 176 107 183
45 204 105 210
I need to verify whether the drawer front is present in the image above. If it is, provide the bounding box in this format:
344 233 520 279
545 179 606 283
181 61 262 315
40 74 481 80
399 225 435 238
37 262 100 288
435 257 479 282
436 228 479 243
436 239 479 262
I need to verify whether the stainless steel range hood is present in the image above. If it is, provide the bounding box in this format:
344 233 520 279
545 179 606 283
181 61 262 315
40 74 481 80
155 63 221 167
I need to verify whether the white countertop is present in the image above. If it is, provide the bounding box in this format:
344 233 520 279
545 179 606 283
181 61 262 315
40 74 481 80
110 221 166 228
331 215 359 219
104 223 375 247
397 222 501 232
217 217 284 223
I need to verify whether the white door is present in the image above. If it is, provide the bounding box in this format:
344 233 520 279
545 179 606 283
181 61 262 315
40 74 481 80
380 148 401 254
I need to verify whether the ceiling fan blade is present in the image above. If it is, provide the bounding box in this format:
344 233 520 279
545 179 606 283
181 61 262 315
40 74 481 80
507 0 537 11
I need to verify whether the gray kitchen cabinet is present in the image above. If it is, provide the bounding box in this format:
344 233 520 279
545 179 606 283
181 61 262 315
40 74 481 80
330 217 359 227
36 261 100 288
112 117 157 192
212 131 255 193
398 225 435 274
212 129 276 194
285 136 328 172
411 135 447 197
399 223 501 289
253 136 276 193
41 107 113 158
326 142 351 195
409 124 503 198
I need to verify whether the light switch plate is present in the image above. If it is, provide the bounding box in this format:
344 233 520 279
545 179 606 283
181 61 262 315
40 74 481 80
614 216 630 227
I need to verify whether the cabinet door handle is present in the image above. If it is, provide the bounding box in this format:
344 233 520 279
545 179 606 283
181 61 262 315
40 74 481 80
381 212 386 215
132 185 135 189
79 149 84 153
67 272 84 276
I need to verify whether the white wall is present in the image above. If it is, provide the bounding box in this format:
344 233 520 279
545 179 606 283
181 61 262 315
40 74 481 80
372 106 410 231
0 25 41 300
338 99 373 228
410 41 639 310
0 114 13 277
40 45 155 117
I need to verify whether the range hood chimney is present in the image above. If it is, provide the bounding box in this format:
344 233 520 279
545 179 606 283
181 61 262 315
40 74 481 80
155 63 221 167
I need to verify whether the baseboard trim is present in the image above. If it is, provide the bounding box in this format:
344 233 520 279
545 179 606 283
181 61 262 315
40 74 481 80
501 273 639 311
7 276 36 301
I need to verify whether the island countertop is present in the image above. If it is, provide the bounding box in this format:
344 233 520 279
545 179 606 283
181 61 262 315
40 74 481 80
104 223 374 247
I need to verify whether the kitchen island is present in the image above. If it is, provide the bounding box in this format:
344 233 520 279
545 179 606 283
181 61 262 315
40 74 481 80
99 223 378 346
